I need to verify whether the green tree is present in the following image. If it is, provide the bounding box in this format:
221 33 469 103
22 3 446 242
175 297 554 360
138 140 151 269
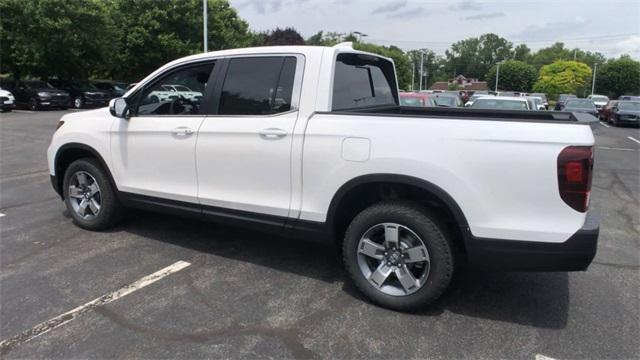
0 0 115 81
597 55 640 97
529 42 572 69
485 60 537 92
532 60 592 99
406 49 446 90
263 27 304 46
445 33 512 80
110 0 251 81
513 44 531 62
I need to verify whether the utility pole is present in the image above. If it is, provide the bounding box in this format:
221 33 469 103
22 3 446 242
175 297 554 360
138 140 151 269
203 0 208 52
495 63 500 92
419 52 424 92
411 63 415 92
591 63 598 95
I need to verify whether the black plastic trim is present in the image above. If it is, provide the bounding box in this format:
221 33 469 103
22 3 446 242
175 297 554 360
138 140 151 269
317 106 589 124
52 143 118 199
465 210 599 271
323 173 471 238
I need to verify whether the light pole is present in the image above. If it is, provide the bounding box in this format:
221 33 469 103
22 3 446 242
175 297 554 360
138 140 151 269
353 31 368 42
495 61 504 92
419 52 424 92
591 63 598 95
411 63 415 92
203 0 208 52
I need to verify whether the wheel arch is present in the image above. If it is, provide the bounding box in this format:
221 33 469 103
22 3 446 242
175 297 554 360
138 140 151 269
326 174 472 251
53 143 116 199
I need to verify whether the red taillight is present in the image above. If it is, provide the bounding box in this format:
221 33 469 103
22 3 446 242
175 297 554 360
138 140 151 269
558 146 593 212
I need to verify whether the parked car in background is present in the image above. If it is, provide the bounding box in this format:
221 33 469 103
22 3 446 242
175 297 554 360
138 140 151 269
599 100 619 121
587 94 609 110
399 92 436 107
10 80 70 110
525 96 546 110
48 79 111 109
0 87 16 112
607 101 640 127
555 94 578 110
618 95 640 101
91 80 129 99
530 93 549 109
431 92 463 107
470 96 530 110
465 93 494 107
560 99 598 117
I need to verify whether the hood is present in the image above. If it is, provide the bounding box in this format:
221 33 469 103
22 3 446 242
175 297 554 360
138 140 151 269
35 88 68 94
564 107 596 113
0 89 13 97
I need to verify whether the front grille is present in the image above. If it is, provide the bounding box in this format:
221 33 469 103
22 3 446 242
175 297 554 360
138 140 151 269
0 96 8 102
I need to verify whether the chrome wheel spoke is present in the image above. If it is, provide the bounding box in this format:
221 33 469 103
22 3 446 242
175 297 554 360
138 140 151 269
369 262 393 288
76 172 88 186
395 266 419 293
78 199 89 216
358 238 384 260
384 224 400 248
89 198 100 214
403 245 430 263
68 185 83 199
88 182 100 196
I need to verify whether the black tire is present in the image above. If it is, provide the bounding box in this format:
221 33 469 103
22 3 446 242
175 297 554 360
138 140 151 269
342 201 455 311
29 98 39 111
62 158 123 230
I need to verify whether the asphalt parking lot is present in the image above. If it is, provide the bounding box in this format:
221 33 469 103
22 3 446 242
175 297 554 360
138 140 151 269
1 109 639 359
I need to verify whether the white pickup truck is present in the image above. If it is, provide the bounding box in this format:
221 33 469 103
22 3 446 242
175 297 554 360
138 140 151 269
47 43 599 311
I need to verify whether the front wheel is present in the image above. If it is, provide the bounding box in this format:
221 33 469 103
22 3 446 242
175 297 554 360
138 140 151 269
63 158 123 230
74 97 83 109
342 201 455 311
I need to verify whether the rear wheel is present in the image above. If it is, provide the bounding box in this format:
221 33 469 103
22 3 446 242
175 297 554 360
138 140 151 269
29 98 39 111
63 158 122 230
342 201 455 311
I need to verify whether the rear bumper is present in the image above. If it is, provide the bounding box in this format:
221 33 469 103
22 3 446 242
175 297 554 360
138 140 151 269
466 210 599 271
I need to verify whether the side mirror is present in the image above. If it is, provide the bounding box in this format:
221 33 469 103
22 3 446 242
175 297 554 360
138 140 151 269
109 97 130 119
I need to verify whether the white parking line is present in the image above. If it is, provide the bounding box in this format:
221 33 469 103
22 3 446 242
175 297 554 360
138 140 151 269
596 146 638 152
535 354 557 360
627 136 640 145
599 121 610 128
0 260 191 353
12 110 34 114
0 213 5 218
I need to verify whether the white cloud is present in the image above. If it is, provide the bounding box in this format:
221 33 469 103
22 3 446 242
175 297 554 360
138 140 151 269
464 12 505 21
371 0 407 15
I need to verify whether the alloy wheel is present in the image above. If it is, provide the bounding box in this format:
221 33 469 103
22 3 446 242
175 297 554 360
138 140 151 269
68 171 101 220
356 222 431 296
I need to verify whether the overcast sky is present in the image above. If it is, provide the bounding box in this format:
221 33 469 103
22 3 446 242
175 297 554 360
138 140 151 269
229 0 640 58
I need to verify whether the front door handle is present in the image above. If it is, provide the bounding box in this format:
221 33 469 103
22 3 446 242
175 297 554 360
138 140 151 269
259 128 287 139
172 127 194 136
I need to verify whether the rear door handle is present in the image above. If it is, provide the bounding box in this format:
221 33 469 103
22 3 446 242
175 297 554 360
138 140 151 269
259 128 287 139
172 127 194 136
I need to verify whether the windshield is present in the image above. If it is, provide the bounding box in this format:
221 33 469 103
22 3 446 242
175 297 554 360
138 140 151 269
472 98 528 110
74 82 98 91
433 94 460 107
400 96 426 106
618 102 640 111
565 100 594 109
24 81 54 89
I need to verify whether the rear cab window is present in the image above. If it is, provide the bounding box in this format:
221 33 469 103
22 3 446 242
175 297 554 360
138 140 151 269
332 53 398 111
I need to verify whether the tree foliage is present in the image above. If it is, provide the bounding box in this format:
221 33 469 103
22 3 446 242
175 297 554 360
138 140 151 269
262 27 305 46
485 60 537 92
533 61 592 99
596 56 640 98
1 0 114 80
445 33 512 80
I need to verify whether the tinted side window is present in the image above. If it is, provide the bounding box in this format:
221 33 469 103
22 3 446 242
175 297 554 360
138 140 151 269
218 56 297 115
332 53 397 111
138 62 214 116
